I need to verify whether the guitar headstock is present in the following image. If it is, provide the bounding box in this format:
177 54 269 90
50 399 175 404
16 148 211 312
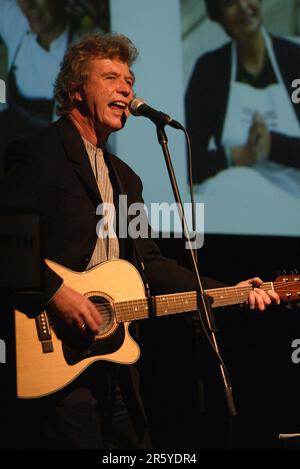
274 273 300 303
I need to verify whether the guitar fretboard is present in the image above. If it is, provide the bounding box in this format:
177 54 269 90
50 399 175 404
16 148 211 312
114 282 274 323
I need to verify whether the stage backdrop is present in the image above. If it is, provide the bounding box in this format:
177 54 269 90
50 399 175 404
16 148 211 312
112 0 300 237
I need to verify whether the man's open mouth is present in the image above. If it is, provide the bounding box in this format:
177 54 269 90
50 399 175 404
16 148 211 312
109 101 127 110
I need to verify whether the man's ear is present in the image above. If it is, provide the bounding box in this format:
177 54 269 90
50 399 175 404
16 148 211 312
73 90 83 102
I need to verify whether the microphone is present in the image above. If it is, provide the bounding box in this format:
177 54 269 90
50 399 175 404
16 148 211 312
129 97 184 130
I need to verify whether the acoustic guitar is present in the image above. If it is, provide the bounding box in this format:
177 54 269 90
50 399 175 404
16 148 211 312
15 259 300 398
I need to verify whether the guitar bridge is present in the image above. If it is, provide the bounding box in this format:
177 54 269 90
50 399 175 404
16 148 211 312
35 311 53 353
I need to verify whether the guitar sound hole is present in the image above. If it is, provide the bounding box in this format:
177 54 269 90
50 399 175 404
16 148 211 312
89 296 115 336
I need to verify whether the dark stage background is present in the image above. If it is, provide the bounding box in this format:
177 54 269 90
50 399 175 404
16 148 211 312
1 233 300 449
138 233 300 449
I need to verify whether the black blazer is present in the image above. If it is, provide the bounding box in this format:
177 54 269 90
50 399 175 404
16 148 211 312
185 35 300 183
1 116 222 310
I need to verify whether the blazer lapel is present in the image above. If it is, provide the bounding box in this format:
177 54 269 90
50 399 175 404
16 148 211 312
55 116 101 203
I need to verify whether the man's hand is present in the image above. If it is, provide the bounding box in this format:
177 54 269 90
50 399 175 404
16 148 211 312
49 285 102 334
237 277 280 311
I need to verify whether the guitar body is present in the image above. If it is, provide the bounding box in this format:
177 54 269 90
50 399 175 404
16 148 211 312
15 259 146 399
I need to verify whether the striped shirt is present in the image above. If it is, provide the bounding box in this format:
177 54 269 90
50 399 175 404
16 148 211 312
82 137 119 269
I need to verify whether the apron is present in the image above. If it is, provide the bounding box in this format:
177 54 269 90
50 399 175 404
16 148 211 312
221 29 300 197
0 27 73 176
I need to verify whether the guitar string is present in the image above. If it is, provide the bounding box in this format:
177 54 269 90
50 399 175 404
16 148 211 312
46 279 300 331
93 281 300 308
59 296 299 321
46 281 299 324
90 281 300 313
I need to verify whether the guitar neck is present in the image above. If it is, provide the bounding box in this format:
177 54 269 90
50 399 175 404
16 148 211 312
205 282 273 308
115 282 274 323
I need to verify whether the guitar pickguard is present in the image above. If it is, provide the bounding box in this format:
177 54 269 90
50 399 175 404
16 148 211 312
62 323 125 365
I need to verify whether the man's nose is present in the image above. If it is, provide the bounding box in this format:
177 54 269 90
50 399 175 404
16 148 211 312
118 81 133 97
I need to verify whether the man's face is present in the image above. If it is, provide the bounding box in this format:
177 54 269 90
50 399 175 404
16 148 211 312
18 0 64 36
219 0 262 41
79 57 134 138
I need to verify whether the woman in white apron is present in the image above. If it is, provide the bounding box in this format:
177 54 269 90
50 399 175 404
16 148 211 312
186 0 300 198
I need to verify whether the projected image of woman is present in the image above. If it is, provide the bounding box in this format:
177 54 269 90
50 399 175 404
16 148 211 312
185 0 300 197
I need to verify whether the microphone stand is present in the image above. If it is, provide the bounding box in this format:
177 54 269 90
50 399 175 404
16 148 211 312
155 123 237 421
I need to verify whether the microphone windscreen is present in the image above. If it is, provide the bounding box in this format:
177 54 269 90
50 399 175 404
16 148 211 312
128 97 145 116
